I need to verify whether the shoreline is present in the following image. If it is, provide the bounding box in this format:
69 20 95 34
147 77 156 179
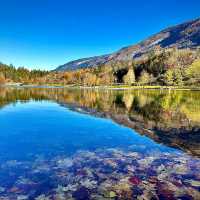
2 84 200 91
75 85 200 91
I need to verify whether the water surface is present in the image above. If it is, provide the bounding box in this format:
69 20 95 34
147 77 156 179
0 87 200 199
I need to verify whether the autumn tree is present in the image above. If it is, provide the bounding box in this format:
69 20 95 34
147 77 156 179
184 59 200 85
138 71 151 85
83 73 97 86
0 73 6 85
173 68 183 86
163 69 174 86
63 72 74 84
123 68 135 85
163 68 183 86
185 60 200 79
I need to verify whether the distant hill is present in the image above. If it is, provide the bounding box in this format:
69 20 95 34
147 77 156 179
56 17 200 71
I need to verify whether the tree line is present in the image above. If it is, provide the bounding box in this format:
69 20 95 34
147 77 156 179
0 48 200 86
60 48 200 86
0 63 49 84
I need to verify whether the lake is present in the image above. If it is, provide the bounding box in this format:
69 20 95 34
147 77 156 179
0 87 200 199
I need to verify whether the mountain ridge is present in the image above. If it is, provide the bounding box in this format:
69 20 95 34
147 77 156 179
56 17 200 71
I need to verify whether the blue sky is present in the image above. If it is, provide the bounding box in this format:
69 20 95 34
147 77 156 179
0 0 200 70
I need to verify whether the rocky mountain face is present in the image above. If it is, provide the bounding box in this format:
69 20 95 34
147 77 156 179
56 55 111 71
56 18 200 71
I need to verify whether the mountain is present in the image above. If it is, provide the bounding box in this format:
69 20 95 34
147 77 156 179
56 18 200 71
56 55 111 71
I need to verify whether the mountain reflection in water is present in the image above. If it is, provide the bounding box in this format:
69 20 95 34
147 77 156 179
1 87 200 157
0 87 200 199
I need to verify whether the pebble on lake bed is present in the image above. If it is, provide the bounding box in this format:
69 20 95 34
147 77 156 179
0 148 200 199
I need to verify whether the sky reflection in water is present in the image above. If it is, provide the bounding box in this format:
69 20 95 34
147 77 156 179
0 88 199 199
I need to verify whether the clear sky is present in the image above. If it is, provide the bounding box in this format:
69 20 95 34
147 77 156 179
0 0 200 70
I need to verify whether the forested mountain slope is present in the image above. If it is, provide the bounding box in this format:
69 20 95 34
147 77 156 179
56 18 200 71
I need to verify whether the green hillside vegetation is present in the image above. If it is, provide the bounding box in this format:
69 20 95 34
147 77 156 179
0 63 49 85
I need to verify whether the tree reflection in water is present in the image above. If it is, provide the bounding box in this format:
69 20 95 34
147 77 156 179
0 87 200 157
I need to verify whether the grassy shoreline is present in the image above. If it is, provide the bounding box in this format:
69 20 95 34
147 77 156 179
2 83 200 91
74 85 200 91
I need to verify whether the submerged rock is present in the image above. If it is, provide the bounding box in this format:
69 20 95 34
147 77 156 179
57 158 73 168
128 176 141 185
186 180 200 187
72 187 90 200
0 148 200 199
102 190 116 198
